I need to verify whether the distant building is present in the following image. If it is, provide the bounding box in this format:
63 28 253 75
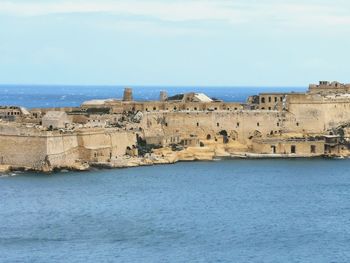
42 111 71 129
168 92 213 103
309 81 350 95
123 88 133 101
0 106 29 121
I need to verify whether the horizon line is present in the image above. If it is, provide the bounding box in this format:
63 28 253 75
0 83 308 89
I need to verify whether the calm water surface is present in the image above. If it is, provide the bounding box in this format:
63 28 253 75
1 159 350 263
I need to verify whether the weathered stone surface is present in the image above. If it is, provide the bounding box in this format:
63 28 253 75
0 165 11 173
2 82 350 172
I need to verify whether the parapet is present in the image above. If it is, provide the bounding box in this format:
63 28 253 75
308 81 350 95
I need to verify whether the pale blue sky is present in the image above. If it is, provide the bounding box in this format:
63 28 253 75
0 0 350 86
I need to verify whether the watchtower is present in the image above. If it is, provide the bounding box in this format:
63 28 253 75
123 88 133 101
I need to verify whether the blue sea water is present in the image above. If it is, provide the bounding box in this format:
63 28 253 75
1 160 350 263
1 85 349 263
0 85 307 108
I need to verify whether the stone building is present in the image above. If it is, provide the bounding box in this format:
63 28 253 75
309 81 350 95
252 138 325 156
0 106 29 121
42 111 71 129
123 88 133 101
258 93 286 110
3 81 350 172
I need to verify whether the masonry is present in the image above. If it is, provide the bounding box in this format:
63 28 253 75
1 81 350 172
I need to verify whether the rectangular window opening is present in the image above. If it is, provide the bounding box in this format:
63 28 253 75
291 145 296 154
311 145 316 154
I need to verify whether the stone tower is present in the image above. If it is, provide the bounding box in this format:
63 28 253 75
159 91 168 101
123 88 133 101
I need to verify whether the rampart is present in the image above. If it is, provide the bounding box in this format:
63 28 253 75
1 81 350 172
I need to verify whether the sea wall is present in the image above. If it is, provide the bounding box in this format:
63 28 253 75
252 139 325 156
0 125 137 171
0 134 47 169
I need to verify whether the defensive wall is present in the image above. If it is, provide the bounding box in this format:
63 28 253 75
0 126 137 170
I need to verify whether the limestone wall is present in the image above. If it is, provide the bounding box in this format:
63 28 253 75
76 130 137 162
0 134 47 168
287 95 350 132
0 124 137 170
252 140 324 156
141 111 285 145
46 134 80 167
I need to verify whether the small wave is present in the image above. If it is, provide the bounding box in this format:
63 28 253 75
0 172 17 178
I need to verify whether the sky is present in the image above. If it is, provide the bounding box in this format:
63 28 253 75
0 0 350 87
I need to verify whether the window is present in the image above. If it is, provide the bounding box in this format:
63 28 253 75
274 97 277 102
197 122 199 127
261 97 265 103
296 122 299 126
311 145 316 154
257 122 260 127
277 123 279 127
153 107 156 110
268 97 271 102
268 107 271 110
237 122 240 127
217 123 220 127
291 145 296 154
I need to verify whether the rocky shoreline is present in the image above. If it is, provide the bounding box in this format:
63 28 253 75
0 145 345 175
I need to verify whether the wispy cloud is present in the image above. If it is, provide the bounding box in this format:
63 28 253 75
0 0 350 30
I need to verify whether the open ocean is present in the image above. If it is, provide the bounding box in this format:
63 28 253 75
0 85 306 108
2 86 350 263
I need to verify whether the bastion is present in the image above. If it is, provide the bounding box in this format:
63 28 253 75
1 81 350 172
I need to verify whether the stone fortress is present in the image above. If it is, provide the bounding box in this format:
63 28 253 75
1 81 350 172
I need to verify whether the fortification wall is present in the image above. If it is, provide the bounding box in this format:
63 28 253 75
287 96 350 132
141 111 285 144
76 130 137 161
0 124 137 170
46 134 80 167
0 134 47 168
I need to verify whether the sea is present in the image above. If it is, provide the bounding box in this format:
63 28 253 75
1 85 350 263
